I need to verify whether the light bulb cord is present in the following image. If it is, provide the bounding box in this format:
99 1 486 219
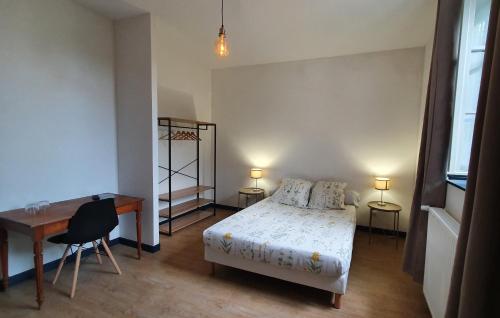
221 0 224 27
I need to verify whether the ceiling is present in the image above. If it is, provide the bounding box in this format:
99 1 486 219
73 0 146 19
76 0 437 69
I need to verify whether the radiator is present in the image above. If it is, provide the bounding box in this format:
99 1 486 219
423 206 460 318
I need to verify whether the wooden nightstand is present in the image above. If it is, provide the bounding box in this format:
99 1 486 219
238 187 265 210
367 201 402 248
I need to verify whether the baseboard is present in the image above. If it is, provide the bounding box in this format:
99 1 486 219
1 237 160 288
356 225 406 238
3 238 120 287
2 224 402 288
213 203 239 212
118 237 160 253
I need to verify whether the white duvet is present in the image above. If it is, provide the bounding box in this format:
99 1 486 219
203 198 356 277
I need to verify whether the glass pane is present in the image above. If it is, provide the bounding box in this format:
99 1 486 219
456 114 476 172
463 51 484 114
471 0 491 48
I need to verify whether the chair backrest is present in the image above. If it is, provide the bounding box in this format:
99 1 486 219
66 198 119 244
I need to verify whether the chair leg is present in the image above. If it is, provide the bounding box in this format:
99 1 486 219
101 238 122 275
92 241 102 264
70 245 82 299
52 245 71 285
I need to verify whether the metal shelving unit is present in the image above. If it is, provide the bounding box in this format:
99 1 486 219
157 117 216 235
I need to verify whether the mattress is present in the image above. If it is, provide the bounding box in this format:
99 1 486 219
203 198 356 278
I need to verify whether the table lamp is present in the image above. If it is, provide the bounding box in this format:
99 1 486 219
375 177 391 206
250 168 263 191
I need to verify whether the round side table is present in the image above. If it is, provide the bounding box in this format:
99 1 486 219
238 187 265 210
367 201 402 248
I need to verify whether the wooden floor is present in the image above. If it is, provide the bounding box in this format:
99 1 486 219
0 210 430 318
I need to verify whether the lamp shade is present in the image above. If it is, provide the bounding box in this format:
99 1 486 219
375 177 391 190
250 168 263 179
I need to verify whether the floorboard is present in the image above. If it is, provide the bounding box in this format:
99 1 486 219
0 209 430 317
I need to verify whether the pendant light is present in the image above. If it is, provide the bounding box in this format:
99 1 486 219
214 0 229 57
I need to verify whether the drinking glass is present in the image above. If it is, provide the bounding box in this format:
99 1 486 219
37 201 50 213
25 203 39 215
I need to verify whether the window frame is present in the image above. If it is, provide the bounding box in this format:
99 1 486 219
448 0 489 177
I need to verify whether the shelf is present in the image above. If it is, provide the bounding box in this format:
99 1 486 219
159 185 213 201
157 116 215 236
159 198 213 219
158 117 215 126
159 210 213 235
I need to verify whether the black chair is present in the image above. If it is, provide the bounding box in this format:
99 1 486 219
48 198 122 298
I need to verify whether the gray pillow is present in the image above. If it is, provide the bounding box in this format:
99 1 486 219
308 181 347 210
271 178 313 208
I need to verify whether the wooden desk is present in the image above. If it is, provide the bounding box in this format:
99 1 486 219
0 194 144 309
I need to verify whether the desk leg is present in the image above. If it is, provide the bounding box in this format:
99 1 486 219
33 240 44 309
136 209 142 260
0 228 8 290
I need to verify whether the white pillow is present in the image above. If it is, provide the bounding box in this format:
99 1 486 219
308 181 347 210
344 190 361 207
271 178 313 208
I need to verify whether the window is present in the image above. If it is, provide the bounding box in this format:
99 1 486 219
449 0 491 176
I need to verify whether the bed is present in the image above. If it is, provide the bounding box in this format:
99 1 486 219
203 197 357 308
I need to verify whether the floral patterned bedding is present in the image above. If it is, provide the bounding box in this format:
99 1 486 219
203 198 356 277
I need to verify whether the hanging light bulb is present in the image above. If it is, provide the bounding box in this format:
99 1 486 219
214 0 229 58
215 26 229 57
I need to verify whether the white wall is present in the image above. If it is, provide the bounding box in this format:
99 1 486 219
417 2 437 159
445 184 465 222
212 48 425 231
114 14 159 246
152 17 211 121
0 0 117 275
152 17 214 204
